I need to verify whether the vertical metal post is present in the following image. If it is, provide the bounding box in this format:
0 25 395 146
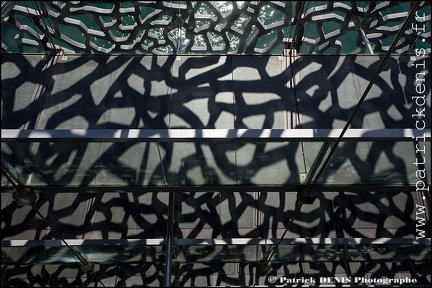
289 1 306 52
174 261 180 287
164 192 175 287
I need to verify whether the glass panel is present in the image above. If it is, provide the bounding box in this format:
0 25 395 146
2 246 80 265
1 142 166 186
3 241 429 265
345 244 431 262
272 243 431 262
3 139 429 187
161 142 237 186
2 244 166 264
2 140 311 187
273 244 344 262
235 141 306 185
313 140 431 185
298 1 431 55
1 1 429 55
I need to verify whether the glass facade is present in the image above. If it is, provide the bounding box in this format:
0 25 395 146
1 1 431 287
1 1 430 55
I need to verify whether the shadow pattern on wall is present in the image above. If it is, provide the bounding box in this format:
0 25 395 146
1 53 430 186
1 190 431 286
1 52 431 286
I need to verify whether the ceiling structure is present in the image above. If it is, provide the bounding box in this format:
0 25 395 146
1 1 431 287
1 1 431 55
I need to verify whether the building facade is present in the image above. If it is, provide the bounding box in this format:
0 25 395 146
1 1 431 287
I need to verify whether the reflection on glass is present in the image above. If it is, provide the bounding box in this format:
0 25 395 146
1 1 429 55
313 141 431 185
2 139 429 187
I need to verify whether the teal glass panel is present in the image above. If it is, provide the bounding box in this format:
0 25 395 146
1 1 429 55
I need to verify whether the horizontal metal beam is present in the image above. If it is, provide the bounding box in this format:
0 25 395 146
2 238 430 247
1 129 430 142
0 184 423 193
